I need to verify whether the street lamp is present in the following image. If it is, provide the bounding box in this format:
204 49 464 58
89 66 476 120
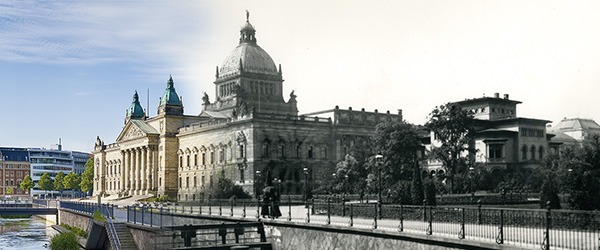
303 167 309 205
375 153 383 219
469 166 475 196
255 170 261 200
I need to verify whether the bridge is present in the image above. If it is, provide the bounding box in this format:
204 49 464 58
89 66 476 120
0 207 58 216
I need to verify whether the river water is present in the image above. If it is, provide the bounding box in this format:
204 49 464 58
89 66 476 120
0 217 57 250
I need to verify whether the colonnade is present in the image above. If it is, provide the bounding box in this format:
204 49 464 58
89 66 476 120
121 145 157 196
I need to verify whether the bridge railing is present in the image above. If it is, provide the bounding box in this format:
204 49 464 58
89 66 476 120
125 199 600 250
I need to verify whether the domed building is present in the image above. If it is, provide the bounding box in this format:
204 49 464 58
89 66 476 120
92 13 402 201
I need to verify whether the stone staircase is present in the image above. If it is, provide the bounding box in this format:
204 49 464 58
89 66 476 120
112 222 138 250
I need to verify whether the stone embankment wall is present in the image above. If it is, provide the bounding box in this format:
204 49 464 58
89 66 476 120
59 209 90 230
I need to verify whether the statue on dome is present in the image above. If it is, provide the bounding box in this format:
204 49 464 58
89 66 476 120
202 92 210 106
289 90 297 102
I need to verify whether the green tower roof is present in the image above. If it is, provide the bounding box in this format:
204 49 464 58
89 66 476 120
160 76 182 106
128 91 145 119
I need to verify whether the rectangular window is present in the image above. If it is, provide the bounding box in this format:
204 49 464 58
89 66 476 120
308 146 314 159
210 152 215 164
186 155 190 167
220 149 225 163
202 153 206 165
489 145 503 159
194 154 197 166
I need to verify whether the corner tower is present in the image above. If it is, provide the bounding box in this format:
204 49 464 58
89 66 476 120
207 11 298 117
158 76 183 116
125 91 145 124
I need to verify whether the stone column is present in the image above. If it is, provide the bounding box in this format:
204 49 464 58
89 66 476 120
141 147 147 195
151 146 157 192
130 149 135 195
134 148 140 195
122 150 128 196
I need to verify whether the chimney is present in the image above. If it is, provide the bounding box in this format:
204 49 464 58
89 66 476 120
398 109 403 121
494 93 500 98
58 138 62 151
504 94 509 100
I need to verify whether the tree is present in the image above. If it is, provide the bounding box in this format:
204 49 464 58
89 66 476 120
63 172 81 197
20 174 34 194
80 158 94 194
54 172 65 197
38 173 53 196
426 103 475 193
332 154 368 197
557 134 600 210
372 121 424 184
6 187 14 195
209 177 251 199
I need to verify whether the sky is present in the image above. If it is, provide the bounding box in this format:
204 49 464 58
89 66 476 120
1 0 600 152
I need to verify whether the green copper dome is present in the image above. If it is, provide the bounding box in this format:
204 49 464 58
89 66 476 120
128 91 145 119
160 76 182 106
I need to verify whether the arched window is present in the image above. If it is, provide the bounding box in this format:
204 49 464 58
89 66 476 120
539 146 544 160
308 146 314 159
530 145 536 160
521 145 527 160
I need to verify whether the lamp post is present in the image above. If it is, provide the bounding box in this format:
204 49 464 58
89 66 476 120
303 167 309 205
255 170 261 200
469 166 475 196
375 153 383 219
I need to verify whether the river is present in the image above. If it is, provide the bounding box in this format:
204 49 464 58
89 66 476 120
0 216 57 250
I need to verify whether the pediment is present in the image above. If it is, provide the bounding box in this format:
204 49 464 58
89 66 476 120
116 120 157 142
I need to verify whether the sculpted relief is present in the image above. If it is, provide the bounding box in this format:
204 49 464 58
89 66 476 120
124 125 145 140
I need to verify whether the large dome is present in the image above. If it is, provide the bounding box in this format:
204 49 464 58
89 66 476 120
219 43 278 78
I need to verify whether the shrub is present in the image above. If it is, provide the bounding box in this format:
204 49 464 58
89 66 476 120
50 232 78 250
61 223 86 238
93 210 106 222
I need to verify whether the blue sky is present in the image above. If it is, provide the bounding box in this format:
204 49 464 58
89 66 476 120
2 0 600 152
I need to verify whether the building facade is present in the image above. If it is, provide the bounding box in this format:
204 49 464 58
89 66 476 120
93 14 401 201
548 118 600 146
0 148 31 195
425 93 554 176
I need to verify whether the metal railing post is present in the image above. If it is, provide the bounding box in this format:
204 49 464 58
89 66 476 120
423 199 427 222
477 200 482 225
127 205 130 223
243 202 246 218
398 204 404 232
288 196 292 221
141 205 145 225
459 208 465 239
373 202 378 229
306 201 310 223
543 201 551 250
327 198 331 225
160 207 163 229
230 199 234 217
311 198 315 215
150 205 153 227
426 204 432 235
219 201 222 216
349 204 353 227
496 209 504 244
133 205 137 224
342 200 346 217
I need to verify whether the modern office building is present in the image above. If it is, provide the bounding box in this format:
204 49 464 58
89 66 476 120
28 147 91 196
0 148 31 195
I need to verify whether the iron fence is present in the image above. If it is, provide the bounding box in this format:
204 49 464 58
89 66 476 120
122 199 600 250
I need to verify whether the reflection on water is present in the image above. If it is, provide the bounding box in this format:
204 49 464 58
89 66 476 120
0 217 57 250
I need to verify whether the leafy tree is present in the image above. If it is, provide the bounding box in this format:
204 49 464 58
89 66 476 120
80 158 94 194
20 174 34 194
557 134 600 210
38 173 54 195
423 177 437 206
372 121 424 184
54 172 65 196
5 187 13 195
332 154 368 197
410 165 424 205
539 173 561 209
209 177 251 199
426 103 475 193
63 172 81 197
